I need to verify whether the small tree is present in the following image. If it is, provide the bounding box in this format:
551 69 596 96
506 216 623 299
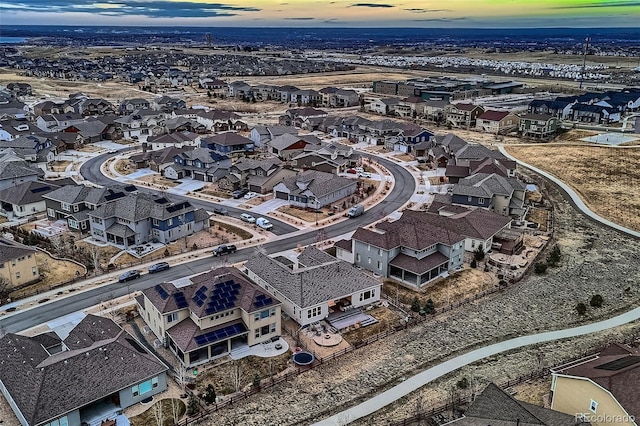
204 384 216 405
470 259 477 269
456 377 469 389
534 262 548 274
186 395 200 415
474 246 485 261
252 373 261 388
423 298 435 314
576 302 587 315
590 294 604 308
547 245 561 266
410 297 421 312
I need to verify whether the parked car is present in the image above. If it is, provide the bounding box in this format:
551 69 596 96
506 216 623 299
347 204 365 218
243 191 258 200
213 244 237 256
240 213 256 223
256 217 273 230
358 172 372 178
355 167 365 173
148 262 170 274
213 206 229 215
118 270 141 283
346 168 357 174
232 188 249 199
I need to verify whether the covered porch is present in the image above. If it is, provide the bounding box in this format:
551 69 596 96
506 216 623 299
389 252 450 287
105 223 136 248
79 394 127 426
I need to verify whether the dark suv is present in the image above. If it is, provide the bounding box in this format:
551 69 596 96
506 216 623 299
118 270 141 282
213 206 229 215
213 244 237 256
232 188 249 199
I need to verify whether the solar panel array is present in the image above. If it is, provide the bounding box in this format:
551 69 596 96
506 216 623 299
254 293 274 309
31 186 51 194
192 286 208 306
155 285 169 300
595 356 640 371
204 280 241 315
194 323 246 347
173 292 188 309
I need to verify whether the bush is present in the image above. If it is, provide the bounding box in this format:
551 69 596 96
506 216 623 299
547 245 561 266
474 246 485 261
423 298 435 314
576 302 587 315
456 377 469 389
411 297 421 312
186 395 200 415
203 384 216 405
470 259 477 269
534 262 548 274
590 294 604 308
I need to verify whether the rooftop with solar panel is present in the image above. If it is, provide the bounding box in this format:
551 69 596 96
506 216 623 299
136 266 283 366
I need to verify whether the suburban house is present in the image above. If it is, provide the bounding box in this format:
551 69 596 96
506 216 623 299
336 211 465 287
244 246 382 327
226 158 296 194
423 99 449 122
75 98 115 116
136 266 282 366
273 170 357 208
269 133 321 160
393 124 433 152
201 132 254 155
475 110 520 134
43 185 133 233
227 81 253 99
0 119 39 141
396 96 427 118
114 110 166 142
119 98 150 113
195 109 246 132
130 146 189 173
570 104 621 124
64 118 112 144
450 173 527 217
280 107 328 129
153 95 186 112
2 135 54 163
166 147 231 181
450 144 516 176
0 180 60 219
550 343 640 425
292 142 355 174
250 125 298 147
528 98 574 119
444 103 485 128
447 383 585 426
0 160 43 191
0 237 39 288
144 131 201 151
290 89 322 106
35 113 84 132
446 156 516 183
319 87 359 108
198 77 227 92
368 97 400 115
518 113 560 139
88 193 209 249
251 84 280 102
0 314 169 426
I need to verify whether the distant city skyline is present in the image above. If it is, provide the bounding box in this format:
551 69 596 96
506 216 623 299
1 0 639 28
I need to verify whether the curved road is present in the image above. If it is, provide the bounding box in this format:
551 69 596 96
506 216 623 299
0 152 416 334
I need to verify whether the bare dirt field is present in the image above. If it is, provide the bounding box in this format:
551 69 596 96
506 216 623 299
136 174 180 188
113 158 135 175
341 307 403 344
505 145 640 232
48 160 71 172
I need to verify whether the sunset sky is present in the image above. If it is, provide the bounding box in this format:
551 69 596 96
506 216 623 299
1 0 638 27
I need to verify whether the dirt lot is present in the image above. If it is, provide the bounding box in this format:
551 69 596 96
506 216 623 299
136 174 180 188
341 307 403 344
526 207 550 232
129 398 185 426
506 145 640 232
47 160 71 172
114 158 135 175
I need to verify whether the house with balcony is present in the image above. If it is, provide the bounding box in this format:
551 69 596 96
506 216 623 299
551 343 640 425
136 266 282 366
528 98 574 119
88 193 209 249
396 96 426 118
518 113 559 139
336 212 465 288
44 185 132 233
0 314 169 426
273 170 356 208
114 110 166 142
450 173 527 217
290 89 322 106
166 147 231 182
444 103 485 128
244 246 381 327
319 87 359 108
201 132 254 155
227 81 253 99
475 110 520 134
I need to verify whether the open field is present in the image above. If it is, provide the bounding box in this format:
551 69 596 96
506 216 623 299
505 145 640 232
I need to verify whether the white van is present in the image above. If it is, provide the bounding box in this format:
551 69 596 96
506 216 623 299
348 204 365 218
256 217 273 230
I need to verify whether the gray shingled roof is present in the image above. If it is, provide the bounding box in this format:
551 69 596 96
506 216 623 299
0 160 43 181
454 144 506 161
453 173 526 199
205 132 252 147
244 248 380 308
0 315 168 426
0 180 60 206
90 193 195 222
278 170 356 199
0 237 36 265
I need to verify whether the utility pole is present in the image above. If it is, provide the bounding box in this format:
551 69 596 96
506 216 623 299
579 37 591 90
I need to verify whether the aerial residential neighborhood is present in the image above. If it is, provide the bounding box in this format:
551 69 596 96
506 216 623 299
0 21 639 426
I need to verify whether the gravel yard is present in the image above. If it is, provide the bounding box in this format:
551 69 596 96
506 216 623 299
186 172 640 426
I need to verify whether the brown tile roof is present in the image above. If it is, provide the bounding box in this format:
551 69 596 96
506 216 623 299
333 239 352 252
477 110 511 121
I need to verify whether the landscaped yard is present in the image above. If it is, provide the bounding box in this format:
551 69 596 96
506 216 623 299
505 145 640 232
129 398 185 426
277 205 330 222
526 207 550 232
341 306 403 344
136 174 180 188
48 160 71 172
113 158 134 175
9 252 85 299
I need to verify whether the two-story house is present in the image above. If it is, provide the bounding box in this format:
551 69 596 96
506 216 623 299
0 180 61 219
269 133 321 160
130 146 189 173
518 113 559 139
224 158 296 194
0 237 39 288
0 160 44 191
114 109 166 142
201 132 254 156
475 110 520 134
396 96 427 118
3 135 53 162
450 173 527 217
337 212 465 288
292 142 355 174
244 246 381 327
119 98 151 114
273 170 356 209
88 193 209 248
136 266 283 366
166 147 231 182
145 131 201 151
196 109 246 132
444 103 485 128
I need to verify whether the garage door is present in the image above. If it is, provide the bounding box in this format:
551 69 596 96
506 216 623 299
275 191 288 200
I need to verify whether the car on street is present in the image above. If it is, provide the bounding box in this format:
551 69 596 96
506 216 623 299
118 270 141 283
240 213 256 223
213 206 229 215
213 244 237 256
232 188 249 199
256 217 273 230
148 262 170 273
346 168 357 174
355 167 365 173
358 172 372 178
243 191 258 199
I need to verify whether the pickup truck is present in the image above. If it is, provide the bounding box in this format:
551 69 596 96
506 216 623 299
213 244 237 256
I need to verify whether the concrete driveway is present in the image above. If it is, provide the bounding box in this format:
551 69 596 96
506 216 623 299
249 198 289 214
166 178 206 195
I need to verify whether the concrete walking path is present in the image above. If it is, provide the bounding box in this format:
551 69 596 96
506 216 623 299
316 307 640 425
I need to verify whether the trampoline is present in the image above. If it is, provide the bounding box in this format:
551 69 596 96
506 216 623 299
292 351 315 366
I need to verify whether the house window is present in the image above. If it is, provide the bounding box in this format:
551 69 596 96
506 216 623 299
255 309 270 321
60 202 70 211
368 257 371 264
589 400 598 413
44 416 69 426
168 218 173 226
32 266 37 276
152 377 158 388
478 198 485 204
68 219 78 229
73 204 79 212
307 306 322 319
15 272 20 279
360 290 374 301
153 218 159 226
167 312 178 323
467 196 472 202
356 253 361 262
377 261 382 270
47 208 55 217
378 248 382 255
